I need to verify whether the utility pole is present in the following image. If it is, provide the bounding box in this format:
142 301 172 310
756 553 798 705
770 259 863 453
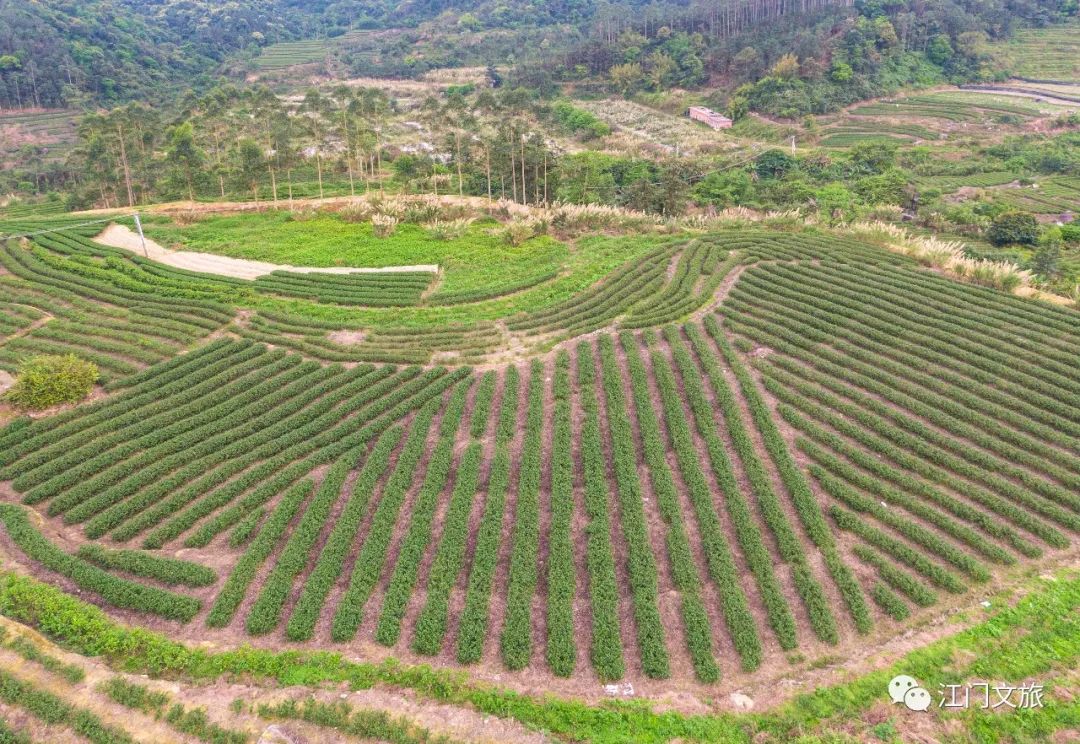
133 213 148 258
791 135 796 155
117 122 135 208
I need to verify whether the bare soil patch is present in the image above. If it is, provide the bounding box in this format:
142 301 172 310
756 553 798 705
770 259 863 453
326 329 366 345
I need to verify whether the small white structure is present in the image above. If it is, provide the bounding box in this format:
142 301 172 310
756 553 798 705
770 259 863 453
688 106 732 129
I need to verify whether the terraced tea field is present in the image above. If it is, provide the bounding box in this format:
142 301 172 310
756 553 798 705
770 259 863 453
990 177 1080 214
0 207 1077 710
849 93 1051 123
1005 21 1080 82
824 88 1077 149
818 127 936 148
252 39 332 70
0 109 79 165
915 171 1021 190
252 30 380 71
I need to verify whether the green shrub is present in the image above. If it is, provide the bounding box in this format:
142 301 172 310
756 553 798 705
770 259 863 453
988 210 1039 246
4 354 98 410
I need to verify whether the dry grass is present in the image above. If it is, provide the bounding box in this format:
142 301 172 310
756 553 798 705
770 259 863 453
849 222 1036 292
574 99 738 156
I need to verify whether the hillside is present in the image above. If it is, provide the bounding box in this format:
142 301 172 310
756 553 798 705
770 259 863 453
0 197 1077 741
1 1 1079 742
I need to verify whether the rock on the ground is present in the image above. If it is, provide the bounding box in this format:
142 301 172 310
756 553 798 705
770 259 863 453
258 724 303 744
730 692 755 710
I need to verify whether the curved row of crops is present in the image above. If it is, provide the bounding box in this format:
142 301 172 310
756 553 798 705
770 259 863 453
1 225 1076 686
723 257 1080 620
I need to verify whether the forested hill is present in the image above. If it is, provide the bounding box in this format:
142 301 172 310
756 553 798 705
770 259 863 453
551 0 1079 116
0 0 600 109
1 0 1076 111
0 0 290 108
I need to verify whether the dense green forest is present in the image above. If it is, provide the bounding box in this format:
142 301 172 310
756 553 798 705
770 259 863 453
0 0 594 108
3 0 1075 110
552 0 1079 116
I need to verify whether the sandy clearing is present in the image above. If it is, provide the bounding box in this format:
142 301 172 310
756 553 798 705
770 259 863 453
93 224 438 281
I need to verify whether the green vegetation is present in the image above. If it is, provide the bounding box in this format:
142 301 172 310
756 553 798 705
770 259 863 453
2 2 1079 742
0 666 134 744
0 237 232 386
545 351 576 676
208 480 313 628
256 698 460 744
3 354 98 410
76 544 216 587
146 212 566 299
3 563 1080 743
0 217 1075 691
253 270 434 306
499 361 544 671
726 257 1080 622
0 629 85 684
550 100 612 139
375 380 471 646
0 504 200 621
100 677 246 744
455 366 519 664
1006 20 1080 81
576 343 627 681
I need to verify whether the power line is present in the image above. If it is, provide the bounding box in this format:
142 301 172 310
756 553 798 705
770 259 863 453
0 215 132 241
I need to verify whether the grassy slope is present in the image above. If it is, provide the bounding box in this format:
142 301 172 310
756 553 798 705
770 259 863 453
145 212 568 297
147 211 673 328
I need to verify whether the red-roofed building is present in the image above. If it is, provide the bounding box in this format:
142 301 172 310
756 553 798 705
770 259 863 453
688 106 732 129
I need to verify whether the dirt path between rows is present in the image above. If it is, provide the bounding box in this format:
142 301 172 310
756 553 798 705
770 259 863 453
93 224 438 280
612 334 696 682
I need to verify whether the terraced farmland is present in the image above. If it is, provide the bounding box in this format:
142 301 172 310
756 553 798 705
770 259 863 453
991 177 1080 214
252 270 434 305
849 93 1049 123
252 30 379 71
252 39 332 70
0 229 233 385
915 171 1021 191
1006 22 1080 82
818 119 943 147
0 109 79 164
0 215 1078 697
814 86 1080 155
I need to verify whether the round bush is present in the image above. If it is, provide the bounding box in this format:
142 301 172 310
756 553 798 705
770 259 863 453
988 210 1039 246
4 354 98 410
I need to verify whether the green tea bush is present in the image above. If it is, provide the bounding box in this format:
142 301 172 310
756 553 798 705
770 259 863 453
4 354 98 410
